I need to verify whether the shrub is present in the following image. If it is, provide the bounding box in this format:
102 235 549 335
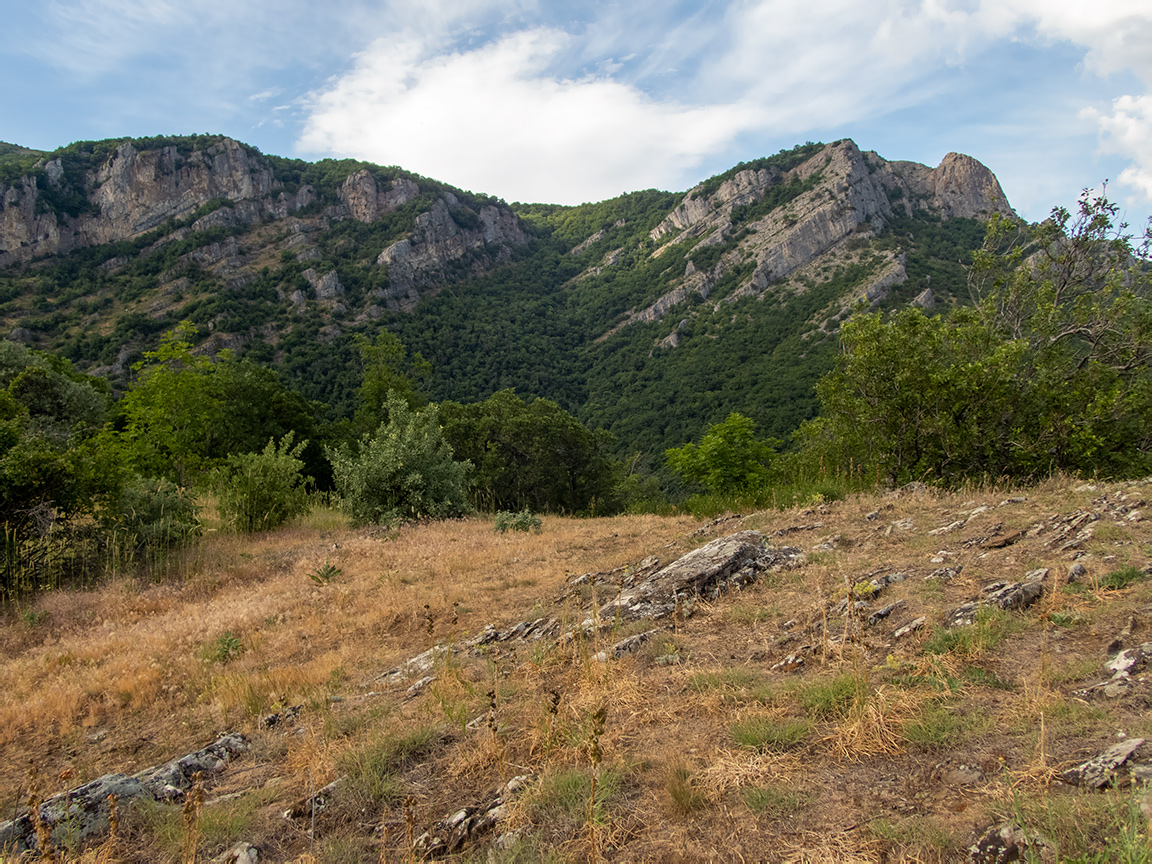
110 475 201 552
215 433 311 532
494 508 542 533
327 395 471 526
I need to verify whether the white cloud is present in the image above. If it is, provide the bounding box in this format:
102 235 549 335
1083 95 1152 200
297 0 1152 205
299 28 749 203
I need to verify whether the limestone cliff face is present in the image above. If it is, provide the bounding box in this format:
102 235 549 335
0 139 290 266
338 169 420 223
375 195 529 312
627 139 1014 330
0 138 531 316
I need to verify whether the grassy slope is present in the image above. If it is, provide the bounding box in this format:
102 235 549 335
4 478 1150 861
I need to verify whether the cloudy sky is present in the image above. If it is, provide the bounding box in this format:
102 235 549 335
2 1 1150 223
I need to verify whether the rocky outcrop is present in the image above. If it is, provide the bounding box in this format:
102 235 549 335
0 139 310 267
886 152 1014 220
622 139 1014 330
375 196 528 311
339 170 420 223
302 268 345 300
0 733 248 855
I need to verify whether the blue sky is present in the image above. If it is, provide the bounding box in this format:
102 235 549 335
2 1 1150 224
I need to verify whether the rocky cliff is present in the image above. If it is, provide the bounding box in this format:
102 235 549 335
0 138 530 299
621 140 1013 332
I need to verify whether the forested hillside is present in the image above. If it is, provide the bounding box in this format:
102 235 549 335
0 135 1004 460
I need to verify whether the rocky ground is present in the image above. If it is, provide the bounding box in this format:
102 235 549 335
2 477 1151 862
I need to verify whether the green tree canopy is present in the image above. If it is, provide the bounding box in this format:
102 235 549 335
354 330 430 433
809 192 1152 485
438 389 618 514
664 412 776 494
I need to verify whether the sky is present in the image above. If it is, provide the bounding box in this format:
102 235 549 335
1 1 1150 225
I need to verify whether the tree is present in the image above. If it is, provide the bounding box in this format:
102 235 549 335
118 322 222 486
665 412 776 493
354 331 430 433
438 390 619 514
327 394 470 526
811 191 1152 485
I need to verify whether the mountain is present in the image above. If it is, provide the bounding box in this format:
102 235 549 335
0 135 1013 456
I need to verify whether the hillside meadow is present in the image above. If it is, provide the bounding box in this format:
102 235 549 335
2 476 1152 862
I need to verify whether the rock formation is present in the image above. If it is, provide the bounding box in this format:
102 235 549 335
627 139 1014 331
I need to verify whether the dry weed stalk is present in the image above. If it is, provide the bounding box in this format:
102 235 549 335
378 810 389 864
403 796 416 864
27 789 52 863
181 771 204 864
586 705 607 861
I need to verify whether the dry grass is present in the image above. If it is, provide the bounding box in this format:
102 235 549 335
4 478 1152 861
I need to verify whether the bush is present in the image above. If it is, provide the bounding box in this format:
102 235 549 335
110 475 201 552
214 433 312 532
494 508 542 533
327 395 471 526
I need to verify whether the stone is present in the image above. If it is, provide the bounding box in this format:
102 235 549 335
0 734 248 854
597 532 804 621
406 675 436 696
214 842 259 864
415 775 533 854
1062 738 1145 788
969 821 1053 863
894 617 927 639
1068 563 1088 583
284 778 343 820
867 600 906 626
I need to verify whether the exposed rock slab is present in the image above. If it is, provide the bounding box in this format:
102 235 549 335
596 531 804 621
945 571 1048 627
0 733 248 854
414 775 533 857
1061 738 1145 788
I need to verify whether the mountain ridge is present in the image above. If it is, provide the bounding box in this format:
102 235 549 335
0 135 1012 455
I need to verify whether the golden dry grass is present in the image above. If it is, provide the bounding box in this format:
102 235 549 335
3 477 1152 861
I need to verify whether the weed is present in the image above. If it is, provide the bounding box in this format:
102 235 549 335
1008 783 1152 861
309 558 342 586
964 666 1014 690
729 716 812 752
922 607 1018 659
525 765 623 827
866 816 958 859
795 671 859 720
1098 565 1145 591
727 603 777 625
903 702 968 749
494 509 542 533
337 726 439 808
1092 522 1131 543
203 632 244 665
689 668 762 693
742 784 806 817
666 762 707 815
18 608 49 627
